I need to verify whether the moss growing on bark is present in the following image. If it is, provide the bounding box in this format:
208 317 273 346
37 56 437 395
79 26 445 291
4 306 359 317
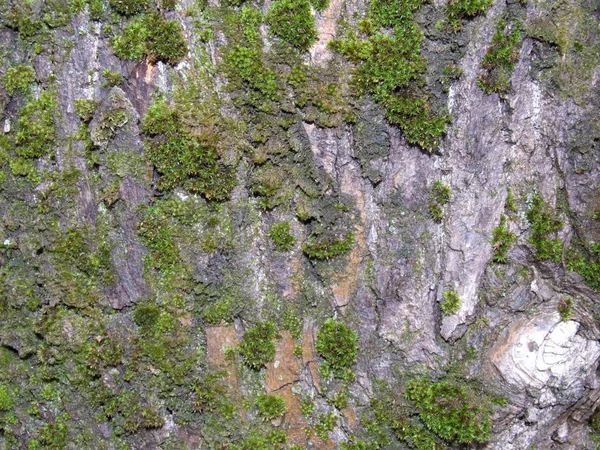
330 0 449 151
478 20 522 94
315 319 358 380
239 321 278 370
3 65 35 96
266 0 317 51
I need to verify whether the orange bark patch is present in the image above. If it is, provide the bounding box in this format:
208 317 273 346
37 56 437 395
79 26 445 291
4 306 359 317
266 331 305 446
205 325 238 387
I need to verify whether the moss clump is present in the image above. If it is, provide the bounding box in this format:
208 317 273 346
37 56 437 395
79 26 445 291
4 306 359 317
446 0 493 30
146 13 188 64
137 205 181 273
405 378 491 445
558 297 573 321
315 319 358 379
222 45 279 101
302 232 354 259
142 98 236 200
478 20 522 94
526 194 563 262
15 91 57 159
111 15 149 61
38 414 70 450
315 412 338 440
108 0 148 16
429 180 450 222
491 215 516 263
268 222 296 251
111 13 187 65
3 65 35 96
0 385 11 411
567 242 600 291
102 69 123 87
266 0 317 51
256 394 286 420
330 0 448 150
239 321 278 370
74 99 98 122
441 289 460 315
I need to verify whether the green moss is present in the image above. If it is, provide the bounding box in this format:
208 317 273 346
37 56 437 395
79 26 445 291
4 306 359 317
406 378 491 445
137 205 181 273
309 0 329 11
142 98 236 200
239 321 278 370
74 99 98 122
491 215 516 263
429 180 450 223
441 290 460 315
300 396 315 417
146 14 188 65
15 91 57 159
446 0 493 30
478 20 522 94
268 222 296 251
38 413 70 450
331 0 448 150
526 193 563 262
505 188 517 213
315 319 358 379
102 69 123 87
111 13 187 64
3 65 36 96
108 0 148 16
558 297 573 321
266 0 317 51
0 385 12 411
256 394 286 420
111 15 149 61
222 45 279 101
567 243 600 291
302 232 354 259
315 412 337 440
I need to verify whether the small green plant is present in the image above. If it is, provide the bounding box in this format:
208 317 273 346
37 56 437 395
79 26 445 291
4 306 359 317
142 97 236 200
256 394 287 420
506 188 517 213
315 319 358 379
266 0 318 51
0 385 12 411
330 0 449 150
239 321 278 370
111 15 149 61
269 222 296 251
302 232 354 259
405 378 491 445
558 298 573 321
301 396 315 417
16 91 57 159
74 99 98 122
3 65 36 96
441 289 460 315
146 13 188 65
429 180 451 222
111 14 187 65
526 193 563 262
446 0 493 30
567 246 600 291
108 0 148 16
478 20 522 94
491 215 516 263
102 69 122 87
315 412 337 440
